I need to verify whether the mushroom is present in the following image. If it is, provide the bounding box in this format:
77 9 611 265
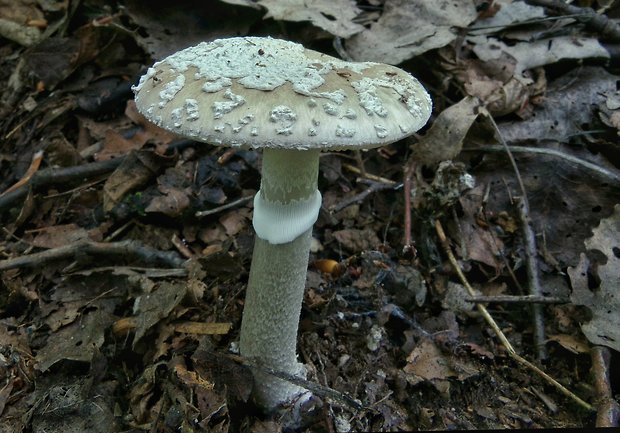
132 36 432 411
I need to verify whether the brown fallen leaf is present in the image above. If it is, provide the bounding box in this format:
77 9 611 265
218 209 251 237
30 223 91 249
102 149 172 212
145 186 190 217
403 339 455 395
547 334 590 354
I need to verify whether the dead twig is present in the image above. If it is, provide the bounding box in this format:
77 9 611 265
229 353 363 412
485 113 547 361
68 266 188 278
402 162 415 253
591 346 620 427
195 195 253 218
464 145 620 184
1 150 44 196
524 0 620 42
435 219 593 412
329 178 398 213
0 239 186 271
467 294 568 304
517 195 547 359
0 158 124 214
341 163 397 185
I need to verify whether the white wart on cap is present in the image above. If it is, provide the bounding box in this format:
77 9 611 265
132 36 432 150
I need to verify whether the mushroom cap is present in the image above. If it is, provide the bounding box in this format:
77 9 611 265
133 36 432 151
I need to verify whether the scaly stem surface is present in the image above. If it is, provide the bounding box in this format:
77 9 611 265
239 148 320 410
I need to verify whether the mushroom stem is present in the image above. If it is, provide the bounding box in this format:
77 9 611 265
240 148 320 410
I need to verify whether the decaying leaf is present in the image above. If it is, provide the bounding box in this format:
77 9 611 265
102 149 172 212
259 0 364 38
218 208 251 237
410 96 481 167
403 338 479 395
458 184 504 270
332 228 381 253
547 334 590 354
484 150 620 267
346 0 477 64
443 50 536 117
35 308 113 372
30 223 92 249
125 0 259 59
470 35 609 84
133 280 188 346
441 281 477 314
145 185 191 217
29 373 119 433
567 204 620 352
469 0 545 36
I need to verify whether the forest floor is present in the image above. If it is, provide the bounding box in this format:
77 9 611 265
0 0 619 432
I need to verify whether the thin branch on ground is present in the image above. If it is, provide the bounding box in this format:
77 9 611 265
524 0 620 42
68 266 188 278
466 294 568 304
435 219 593 412
353 150 367 178
171 233 195 259
402 162 415 253
227 352 363 412
517 195 547 359
464 145 620 184
0 157 124 213
0 239 186 271
591 346 620 427
485 113 547 361
341 163 397 185
329 178 397 213
195 195 253 218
